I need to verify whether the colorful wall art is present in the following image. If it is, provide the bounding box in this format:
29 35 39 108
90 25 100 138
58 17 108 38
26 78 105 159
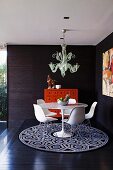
102 48 113 97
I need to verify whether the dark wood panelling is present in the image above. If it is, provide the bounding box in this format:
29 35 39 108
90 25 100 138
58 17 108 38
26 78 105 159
8 46 34 128
96 32 113 134
8 45 96 128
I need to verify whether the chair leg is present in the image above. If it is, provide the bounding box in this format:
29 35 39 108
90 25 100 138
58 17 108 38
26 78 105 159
88 119 91 127
84 120 93 140
38 122 47 139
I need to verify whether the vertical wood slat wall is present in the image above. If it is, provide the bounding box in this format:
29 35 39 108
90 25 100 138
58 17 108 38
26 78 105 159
8 45 95 128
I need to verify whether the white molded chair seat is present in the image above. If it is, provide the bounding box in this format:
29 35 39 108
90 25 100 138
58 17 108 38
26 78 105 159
68 98 76 105
65 107 85 125
33 104 58 123
33 104 58 138
85 101 97 126
37 99 57 117
64 107 85 137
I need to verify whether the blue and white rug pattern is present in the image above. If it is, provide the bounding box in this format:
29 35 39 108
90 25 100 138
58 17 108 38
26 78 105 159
19 123 109 153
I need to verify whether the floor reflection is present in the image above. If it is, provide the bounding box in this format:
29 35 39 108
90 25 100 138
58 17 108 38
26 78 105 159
0 121 7 135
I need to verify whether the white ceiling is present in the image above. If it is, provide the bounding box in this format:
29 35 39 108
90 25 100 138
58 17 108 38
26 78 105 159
0 0 113 45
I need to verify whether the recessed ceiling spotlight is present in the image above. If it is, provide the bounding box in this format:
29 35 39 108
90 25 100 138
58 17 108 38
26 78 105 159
64 17 70 19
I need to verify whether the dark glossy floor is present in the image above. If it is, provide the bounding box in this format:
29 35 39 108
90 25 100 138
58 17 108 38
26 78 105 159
0 119 113 170
0 121 7 135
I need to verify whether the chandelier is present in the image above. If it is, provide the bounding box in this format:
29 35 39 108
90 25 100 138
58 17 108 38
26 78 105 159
49 29 80 77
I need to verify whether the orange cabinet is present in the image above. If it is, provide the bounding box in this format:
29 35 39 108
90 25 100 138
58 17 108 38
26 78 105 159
44 89 78 117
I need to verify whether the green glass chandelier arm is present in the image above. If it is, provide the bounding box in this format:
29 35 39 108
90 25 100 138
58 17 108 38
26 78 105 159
69 63 80 73
52 52 62 62
48 62 59 73
56 52 63 61
59 67 66 77
66 52 72 61
67 53 75 62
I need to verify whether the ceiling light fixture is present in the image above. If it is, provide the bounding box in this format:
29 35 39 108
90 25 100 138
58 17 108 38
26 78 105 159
64 17 70 19
49 29 80 77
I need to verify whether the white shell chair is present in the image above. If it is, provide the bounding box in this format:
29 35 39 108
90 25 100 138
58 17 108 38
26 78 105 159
37 99 57 117
65 107 85 137
66 107 85 125
83 102 97 138
68 98 77 105
33 104 58 136
85 101 97 126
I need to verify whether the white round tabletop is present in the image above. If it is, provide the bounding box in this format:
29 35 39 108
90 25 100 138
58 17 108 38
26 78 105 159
39 102 88 110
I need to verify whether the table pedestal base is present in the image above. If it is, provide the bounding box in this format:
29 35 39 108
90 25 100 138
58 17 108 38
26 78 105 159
53 130 72 138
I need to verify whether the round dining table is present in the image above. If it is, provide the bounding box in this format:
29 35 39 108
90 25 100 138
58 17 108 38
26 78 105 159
39 102 88 138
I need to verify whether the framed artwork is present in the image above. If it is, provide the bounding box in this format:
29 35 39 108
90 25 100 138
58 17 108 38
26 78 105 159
102 48 113 97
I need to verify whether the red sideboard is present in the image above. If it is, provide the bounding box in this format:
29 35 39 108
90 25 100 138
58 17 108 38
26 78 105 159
44 89 78 117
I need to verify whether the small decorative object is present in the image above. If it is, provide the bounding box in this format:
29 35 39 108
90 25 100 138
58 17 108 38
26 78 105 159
57 94 70 106
47 74 56 89
49 29 80 77
55 85 61 89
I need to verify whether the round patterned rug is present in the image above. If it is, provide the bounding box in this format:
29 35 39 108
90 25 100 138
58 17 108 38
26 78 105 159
19 123 109 153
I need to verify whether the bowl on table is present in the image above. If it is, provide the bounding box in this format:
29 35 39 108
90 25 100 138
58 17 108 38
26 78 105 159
57 99 68 106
